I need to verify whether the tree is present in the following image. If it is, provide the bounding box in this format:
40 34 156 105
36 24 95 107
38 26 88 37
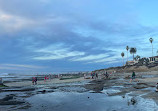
134 55 140 61
149 38 153 57
126 46 129 62
138 57 149 65
121 52 125 66
130 47 137 61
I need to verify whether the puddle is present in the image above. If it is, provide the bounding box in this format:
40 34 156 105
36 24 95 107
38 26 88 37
111 86 124 88
24 91 158 111
102 88 121 94
1 81 158 111
58 86 87 93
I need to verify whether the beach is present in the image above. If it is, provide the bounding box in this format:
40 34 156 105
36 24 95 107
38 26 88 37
4 77 85 87
1 71 158 111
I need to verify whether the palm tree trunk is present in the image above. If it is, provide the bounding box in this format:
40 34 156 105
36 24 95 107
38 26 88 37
152 43 153 57
133 54 134 61
127 51 128 62
122 58 123 66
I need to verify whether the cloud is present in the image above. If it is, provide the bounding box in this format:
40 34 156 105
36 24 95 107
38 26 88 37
0 64 46 70
2 64 44 69
32 43 85 60
73 21 157 40
81 53 121 64
71 53 109 61
0 0 157 72
92 56 119 63
0 11 38 34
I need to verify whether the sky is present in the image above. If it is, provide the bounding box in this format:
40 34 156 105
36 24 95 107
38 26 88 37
0 0 158 73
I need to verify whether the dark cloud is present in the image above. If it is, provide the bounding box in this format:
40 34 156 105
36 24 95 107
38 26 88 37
84 21 157 37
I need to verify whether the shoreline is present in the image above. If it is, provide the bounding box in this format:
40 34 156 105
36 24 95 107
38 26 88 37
3 77 86 87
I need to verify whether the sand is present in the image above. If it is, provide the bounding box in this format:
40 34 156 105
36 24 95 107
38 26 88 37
4 77 86 87
3 71 158 87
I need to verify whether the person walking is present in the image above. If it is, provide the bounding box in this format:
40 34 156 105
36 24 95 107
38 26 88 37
34 77 37 85
44 76 47 82
156 83 158 92
91 72 94 79
105 71 109 79
32 77 37 85
130 71 138 82
32 77 35 85
96 73 98 79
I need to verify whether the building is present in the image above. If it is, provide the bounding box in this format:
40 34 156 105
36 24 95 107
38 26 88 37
149 56 158 62
126 60 138 65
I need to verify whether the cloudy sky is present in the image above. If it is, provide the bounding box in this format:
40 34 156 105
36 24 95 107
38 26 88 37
0 0 158 73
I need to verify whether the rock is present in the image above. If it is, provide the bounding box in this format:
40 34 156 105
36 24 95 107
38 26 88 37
1 94 15 101
47 90 54 93
124 75 131 79
41 90 46 93
133 84 147 89
131 97 137 105
84 84 104 92
137 83 147 85
3 87 35 92
122 95 125 98
49 86 57 89
0 101 25 105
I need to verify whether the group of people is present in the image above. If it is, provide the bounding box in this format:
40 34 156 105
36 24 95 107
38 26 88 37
44 74 63 81
32 77 37 85
91 72 98 79
104 71 109 79
90 71 110 79
90 70 137 81
44 75 51 82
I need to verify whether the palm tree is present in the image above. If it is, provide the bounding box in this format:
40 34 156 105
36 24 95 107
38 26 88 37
130 47 137 61
149 38 153 57
126 46 129 62
134 55 140 61
121 52 125 66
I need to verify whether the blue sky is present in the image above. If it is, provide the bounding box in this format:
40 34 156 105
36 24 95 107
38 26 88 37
0 0 158 73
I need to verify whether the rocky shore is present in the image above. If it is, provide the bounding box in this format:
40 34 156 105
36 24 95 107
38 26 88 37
1 71 158 110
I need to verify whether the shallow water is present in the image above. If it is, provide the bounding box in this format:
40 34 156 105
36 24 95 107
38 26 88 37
25 90 158 111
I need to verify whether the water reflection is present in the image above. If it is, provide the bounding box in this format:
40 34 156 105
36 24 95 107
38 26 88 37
26 91 158 111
